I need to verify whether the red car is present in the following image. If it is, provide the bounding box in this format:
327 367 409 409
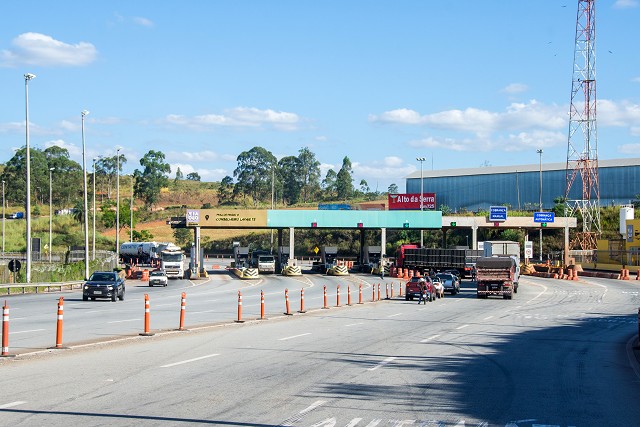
405 276 435 302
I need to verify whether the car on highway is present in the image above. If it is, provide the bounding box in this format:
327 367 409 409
405 276 434 302
82 271 125 302
436 273 460 295
149 269 168 287
431 276 445 298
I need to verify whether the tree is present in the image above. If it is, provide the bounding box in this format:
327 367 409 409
217 176 235 205
186 172 201 181
278 156 303 205
336 156 354 200
100 200 131 236
322 169 337 199
359 179 370 194
133 150 171 208
233 146 277 206
388 183 399 194
174 167 184 183
297 147 321 203
95 153 127 200
173 228 192 247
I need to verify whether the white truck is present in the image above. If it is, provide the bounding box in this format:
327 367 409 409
257 255 276 274
160 244 185 279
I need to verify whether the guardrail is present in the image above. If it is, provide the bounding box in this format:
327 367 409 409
0 281 84 296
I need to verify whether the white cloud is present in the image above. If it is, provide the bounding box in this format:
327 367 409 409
597 99 640 127
163 107 302 131
170 163 227 181
167 150 223 162
408 130 564 154
352 159 415 186
370 101 566 135
613 0 638 9
133 17 154 27
501 83 528 94
618 143 640 154
632 77 640 83
0 121 23 134
0 33 97 67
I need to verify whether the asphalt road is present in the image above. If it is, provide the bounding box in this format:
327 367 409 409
1 274 640 426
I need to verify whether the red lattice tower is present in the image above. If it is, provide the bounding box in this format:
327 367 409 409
565 0 600 251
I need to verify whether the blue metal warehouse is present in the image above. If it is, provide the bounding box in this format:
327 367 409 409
405 158 640 212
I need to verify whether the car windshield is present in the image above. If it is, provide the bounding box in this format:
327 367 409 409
436 274 453 281
90 273 115 281
151 271 165 276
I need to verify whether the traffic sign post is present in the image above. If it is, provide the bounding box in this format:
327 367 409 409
489 206 508 222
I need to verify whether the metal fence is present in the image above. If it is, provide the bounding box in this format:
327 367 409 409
0 250 118 284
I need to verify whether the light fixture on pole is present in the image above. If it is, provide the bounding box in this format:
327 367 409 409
416 157 426 247
537 148 543 262
49 167 55 263
92 157 97 261
81 110 90 280
24 73 36 283
116 147 121 264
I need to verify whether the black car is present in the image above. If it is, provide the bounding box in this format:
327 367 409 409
83 271 125 302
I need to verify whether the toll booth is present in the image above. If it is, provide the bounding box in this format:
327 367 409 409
233 246 250 269
278 246 290 272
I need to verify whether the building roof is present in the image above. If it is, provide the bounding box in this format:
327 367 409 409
405 157 640 179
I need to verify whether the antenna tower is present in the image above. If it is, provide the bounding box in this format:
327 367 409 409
565 0 600 251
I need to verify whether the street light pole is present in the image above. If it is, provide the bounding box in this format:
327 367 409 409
24 73 36 283
92 157 97 261
2 180 5 257
130 178 134 242
537 149 543 262
116 147 121 264
49 167 55 263
416 157 426 247
81 110 90 280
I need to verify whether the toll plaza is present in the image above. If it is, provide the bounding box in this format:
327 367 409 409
169 208 577 277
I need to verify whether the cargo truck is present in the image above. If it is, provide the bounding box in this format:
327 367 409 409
475 256 519 299
397 245 482 278
160 244 185 279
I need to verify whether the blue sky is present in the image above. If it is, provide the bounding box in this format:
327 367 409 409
1 1 639 193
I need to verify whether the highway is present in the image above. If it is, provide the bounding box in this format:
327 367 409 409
1 272 640 426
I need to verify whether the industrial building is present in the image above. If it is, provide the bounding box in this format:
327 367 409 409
405 158 640 212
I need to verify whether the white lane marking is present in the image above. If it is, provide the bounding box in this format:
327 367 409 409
525 282 548 304
456 324 469 330
278 333 311 341
483 315 494 320
420 334 441 343
107 318 140 324
160 353 219 368
10 328 45 335
387 313 402 318
0 401 26 409
367 356 396 371
279 400 326 426
345 322 364 327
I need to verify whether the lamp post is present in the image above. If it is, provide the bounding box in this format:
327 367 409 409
130 178 134 242
49 167 55 263
2 180 5 257
416 157 426 247
24 73 36 283
116 147 121 264
92 157 97 260
537 149 543 262
81 110 90 280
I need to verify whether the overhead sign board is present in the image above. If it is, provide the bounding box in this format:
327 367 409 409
388 193 436 210
198 209 268 228
534 212 555 223
489 206 507 222
186 209 200 226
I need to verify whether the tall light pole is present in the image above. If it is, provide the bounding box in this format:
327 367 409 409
537 148 543 262
24 73 36 283
416 157 426 247
81 110 90 280
130 177 134 242
49 167 55 263
116 147 121 264
92 157 97 260
2 180 5 257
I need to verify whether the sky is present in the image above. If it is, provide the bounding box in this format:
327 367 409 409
1 1 639 194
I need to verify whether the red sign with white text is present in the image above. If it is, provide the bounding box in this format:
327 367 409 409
388 193 436 210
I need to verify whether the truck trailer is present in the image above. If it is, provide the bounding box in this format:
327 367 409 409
475 256 519 299
397 246 481 277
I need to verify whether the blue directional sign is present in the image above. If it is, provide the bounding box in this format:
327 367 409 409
489 206 508 222
534 212 555 223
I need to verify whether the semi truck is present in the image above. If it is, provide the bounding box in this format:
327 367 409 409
475 256 520 299
396 245 482 277
120 241 166 264
160 244 185 279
